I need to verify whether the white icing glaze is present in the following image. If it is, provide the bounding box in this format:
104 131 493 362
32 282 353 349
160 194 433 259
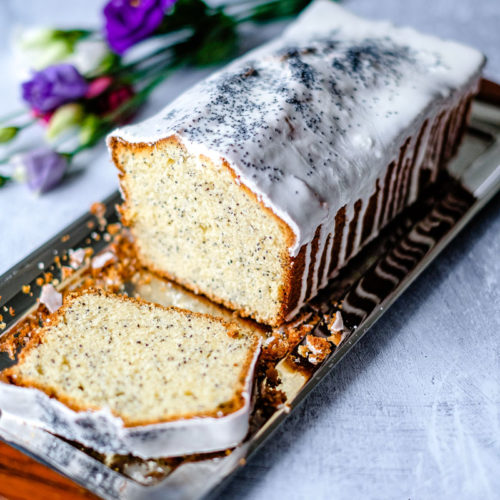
108 0 484 258
69 248 86 269
91 250 116 269
331 311 344 332
0 339 261 459
39 284 62 313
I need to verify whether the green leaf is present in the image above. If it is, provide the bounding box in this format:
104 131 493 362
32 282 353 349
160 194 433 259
0 174 10 188
178 12 238 67
0 126 19 143
160 0 209 32
198 19 238 65
79 114 103 147
249 0 312 22
46 104 84 140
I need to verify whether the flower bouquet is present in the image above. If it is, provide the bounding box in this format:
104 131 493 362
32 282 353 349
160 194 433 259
0 0 311 193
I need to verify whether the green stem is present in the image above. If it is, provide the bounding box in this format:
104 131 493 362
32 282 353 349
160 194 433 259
68 71 175 159
18 118 37 131
126 55 177 84
107 71 174 124
0 174 10 187
0 109 28 125
111 36 190 78
232 0 310 23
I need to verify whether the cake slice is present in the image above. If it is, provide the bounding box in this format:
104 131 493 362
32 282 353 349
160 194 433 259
108 0 485 326
0 289 261 457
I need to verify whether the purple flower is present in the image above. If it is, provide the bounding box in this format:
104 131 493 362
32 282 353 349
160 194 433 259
22 64 88 113
14 149 68 193
103 0 175 55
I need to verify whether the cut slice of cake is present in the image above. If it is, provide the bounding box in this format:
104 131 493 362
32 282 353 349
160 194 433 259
0 289 261 458
108 0 485 326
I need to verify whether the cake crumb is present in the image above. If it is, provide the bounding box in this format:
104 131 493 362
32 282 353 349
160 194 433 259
39 284 62 313
90 202 106 216
91 251 116 270
90 202 107 228
226 326 240 339
298 335 332 365
61 266 74 280
328 332 343 346
107 223 121 235
69 248 87 269
326 311 344 334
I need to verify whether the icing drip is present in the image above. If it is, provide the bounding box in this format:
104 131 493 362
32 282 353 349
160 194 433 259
286 241 312 320
320 234 334 288
108 0 484 257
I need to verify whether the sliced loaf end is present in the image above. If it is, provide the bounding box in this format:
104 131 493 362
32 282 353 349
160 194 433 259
4 289 260 427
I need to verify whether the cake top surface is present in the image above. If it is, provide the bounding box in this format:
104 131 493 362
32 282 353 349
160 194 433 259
5 290 259 426
109 0 484 255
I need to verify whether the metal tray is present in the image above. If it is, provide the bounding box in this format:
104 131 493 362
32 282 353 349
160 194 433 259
0 94 499 500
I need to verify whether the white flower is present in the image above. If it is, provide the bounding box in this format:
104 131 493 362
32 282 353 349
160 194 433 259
66 39 110 76
11 27 111 80
11 27 73 79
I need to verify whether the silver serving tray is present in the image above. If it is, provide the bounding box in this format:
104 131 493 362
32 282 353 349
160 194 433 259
0 96 499 500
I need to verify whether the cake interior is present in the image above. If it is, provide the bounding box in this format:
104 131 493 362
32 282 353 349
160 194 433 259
115 138 291 325
6 292 257 426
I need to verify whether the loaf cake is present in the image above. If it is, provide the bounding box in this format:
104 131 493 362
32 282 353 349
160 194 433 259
108 0 485 326
0 289 261 457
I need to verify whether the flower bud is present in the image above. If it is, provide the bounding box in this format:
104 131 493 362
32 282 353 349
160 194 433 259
11 149 68 193
46 103 84 140
22 64 88 113
13 28 74 71
0 126 19 143
69 39 112 76
85 76 113 99
79 114 101 146
17 28 59 50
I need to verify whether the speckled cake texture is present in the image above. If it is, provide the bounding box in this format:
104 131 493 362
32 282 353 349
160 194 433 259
108 0 485 326
0 290 261 458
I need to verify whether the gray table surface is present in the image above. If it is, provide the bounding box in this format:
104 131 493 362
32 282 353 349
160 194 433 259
0 1 499 499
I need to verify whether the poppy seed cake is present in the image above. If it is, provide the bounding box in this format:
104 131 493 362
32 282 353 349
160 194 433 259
1 290 261 455
108 1 484 326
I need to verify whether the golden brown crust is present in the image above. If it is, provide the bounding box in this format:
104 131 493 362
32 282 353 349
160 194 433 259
4 288 261 427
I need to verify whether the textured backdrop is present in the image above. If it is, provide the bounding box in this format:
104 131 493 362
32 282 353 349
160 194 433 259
0 1 499 499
